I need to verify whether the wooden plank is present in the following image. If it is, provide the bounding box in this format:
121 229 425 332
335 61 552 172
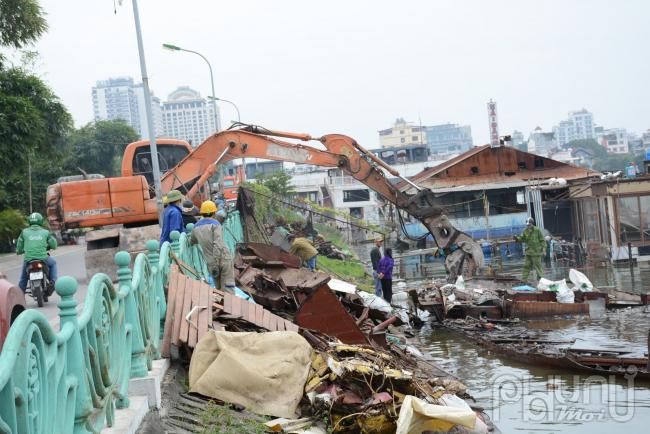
286 322 299 333
254 304 264 327
262 309 271 330
188 279 201 348
178 277 194 344
197 280 210 344
171 275 188 346
248 302 256 324
276 318 286 331
223 292 232 314
231 296 242 318
268 314 278 332
161 270 180 357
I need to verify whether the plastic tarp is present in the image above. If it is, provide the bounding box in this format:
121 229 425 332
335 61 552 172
569 269 593 291
395 395 478 434
189 331 313 418
538 278 574 303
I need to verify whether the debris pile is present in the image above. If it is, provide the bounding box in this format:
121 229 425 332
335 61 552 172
164 242 498 433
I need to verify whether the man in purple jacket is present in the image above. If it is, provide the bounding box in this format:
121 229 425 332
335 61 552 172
376 247 394 303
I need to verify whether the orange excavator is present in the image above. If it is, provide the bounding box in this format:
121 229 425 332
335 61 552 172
46 125 483 278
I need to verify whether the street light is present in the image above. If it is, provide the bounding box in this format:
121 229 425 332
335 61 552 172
207 96 241 123
162 43 220 131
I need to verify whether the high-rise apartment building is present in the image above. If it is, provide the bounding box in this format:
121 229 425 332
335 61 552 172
92 77 140 133
553 109 596 147
92 77 163 139
134 84 163 140
161 86 219 146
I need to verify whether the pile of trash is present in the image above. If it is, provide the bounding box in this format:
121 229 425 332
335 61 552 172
177 242 497 433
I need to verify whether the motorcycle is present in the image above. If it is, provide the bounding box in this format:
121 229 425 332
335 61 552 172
26 259 54 307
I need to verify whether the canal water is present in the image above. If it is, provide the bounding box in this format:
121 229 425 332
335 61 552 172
406 258 650 433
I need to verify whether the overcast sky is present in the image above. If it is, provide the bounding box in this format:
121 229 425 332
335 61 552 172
25 0 650 147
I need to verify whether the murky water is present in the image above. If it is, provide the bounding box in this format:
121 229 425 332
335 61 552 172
354 240 650 431
404 259 650 433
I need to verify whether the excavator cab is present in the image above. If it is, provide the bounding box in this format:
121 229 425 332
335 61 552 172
123 140 194 194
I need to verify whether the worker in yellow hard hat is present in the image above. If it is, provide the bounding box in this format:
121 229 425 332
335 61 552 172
199 200 218 216
190 201 235 292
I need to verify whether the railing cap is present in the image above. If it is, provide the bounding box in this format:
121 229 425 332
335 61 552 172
55 275 77 297
115 251 131 268
170 230 181 241
146 239 160 252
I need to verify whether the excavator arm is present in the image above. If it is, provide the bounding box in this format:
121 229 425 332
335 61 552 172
162 126 483 279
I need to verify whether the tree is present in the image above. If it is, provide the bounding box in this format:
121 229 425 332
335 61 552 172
63 119 140 177
0 65 72 213
564 139 607 159
257 171 295 198
0 0 47 49
0 208 25 252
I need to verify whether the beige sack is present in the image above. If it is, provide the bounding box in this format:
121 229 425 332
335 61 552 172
189 331 313 418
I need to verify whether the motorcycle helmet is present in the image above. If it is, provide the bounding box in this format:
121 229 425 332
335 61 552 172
28 212 44 226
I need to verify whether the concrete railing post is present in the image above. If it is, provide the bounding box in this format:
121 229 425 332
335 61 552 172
170 230 181 256
146 239 166 352
117 252 148 378
56 276 94 432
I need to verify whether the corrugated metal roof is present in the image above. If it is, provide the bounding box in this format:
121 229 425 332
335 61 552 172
398 145 600 193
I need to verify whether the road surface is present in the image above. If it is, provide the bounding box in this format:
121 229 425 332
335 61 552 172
0 245 88 326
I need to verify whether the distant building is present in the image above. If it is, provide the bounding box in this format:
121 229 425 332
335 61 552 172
597 128 629 154
424 123 473 154
572 148 595 168
92 77 141 134
553 109 596 147
92 77 163 139
511 130 525 148
527 127 556 156
378 118 426 148
378 118 472 155
134 84 163 139
161 86 220 146
642 130 650 147
627 133 644 153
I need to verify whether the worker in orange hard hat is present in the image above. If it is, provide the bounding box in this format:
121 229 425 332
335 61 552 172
190 200 235 292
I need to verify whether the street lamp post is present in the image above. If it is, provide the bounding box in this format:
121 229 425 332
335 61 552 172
133 0 164 225
208 96 241 123
208 96 245 179
162 43 220 132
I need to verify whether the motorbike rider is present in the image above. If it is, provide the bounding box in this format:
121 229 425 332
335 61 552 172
16 212 58 292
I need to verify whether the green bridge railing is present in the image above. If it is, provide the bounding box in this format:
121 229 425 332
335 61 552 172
0 209 243 434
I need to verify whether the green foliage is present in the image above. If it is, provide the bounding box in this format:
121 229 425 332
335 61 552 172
62 119 139 177
565 139 607 158
0 65 72 213
0 0 47 49
257 171 295 197
593 151 645 173
199 402 268 434
241 182 273 219
0 208 26 247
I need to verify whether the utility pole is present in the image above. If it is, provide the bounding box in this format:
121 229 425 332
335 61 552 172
132 0 163 225
28 154 33 213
